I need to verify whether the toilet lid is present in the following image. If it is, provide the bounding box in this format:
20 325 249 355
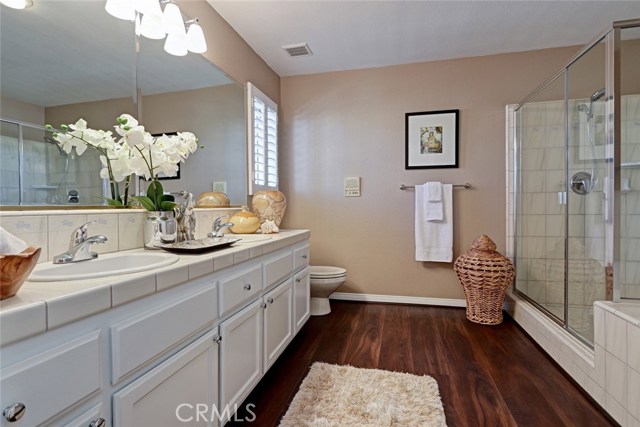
310 266 346 277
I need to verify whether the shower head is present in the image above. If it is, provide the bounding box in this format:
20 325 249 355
590 88 606 102
43 136 66 156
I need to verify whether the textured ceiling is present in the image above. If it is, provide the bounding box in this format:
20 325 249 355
208 0 640 77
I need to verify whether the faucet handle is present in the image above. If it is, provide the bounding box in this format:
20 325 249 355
71 220 96 246
213 216 224 230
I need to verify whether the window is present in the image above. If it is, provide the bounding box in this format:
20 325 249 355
247 83 278 194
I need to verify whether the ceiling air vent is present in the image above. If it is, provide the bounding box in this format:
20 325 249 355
282 43 312 57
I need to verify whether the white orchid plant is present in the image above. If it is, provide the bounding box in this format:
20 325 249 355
47 114 200 210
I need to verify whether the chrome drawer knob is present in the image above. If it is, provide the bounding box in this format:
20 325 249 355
267 298 274 304
296 278 301 283
3 403 26 422
243 283 251 291
260 302 267 309
302 255 308 259
89 418 106 427
213 334 222 344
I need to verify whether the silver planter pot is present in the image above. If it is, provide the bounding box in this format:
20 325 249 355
143 211 177 249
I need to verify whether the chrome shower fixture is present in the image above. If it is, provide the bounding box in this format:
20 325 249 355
590 88 605 102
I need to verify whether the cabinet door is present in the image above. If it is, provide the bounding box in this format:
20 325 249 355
263 278 293 372
219 300 262 423
293 267 311 334
0 331 101 427
112 330 218 427
62 404 104 427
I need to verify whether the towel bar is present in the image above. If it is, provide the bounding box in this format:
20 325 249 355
399 183 472 190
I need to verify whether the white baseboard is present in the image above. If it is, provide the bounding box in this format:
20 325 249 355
329 292 466 308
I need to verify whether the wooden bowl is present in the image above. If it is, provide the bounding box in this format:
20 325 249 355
0 246 41 300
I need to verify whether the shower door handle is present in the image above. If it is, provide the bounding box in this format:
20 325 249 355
557 191 567 205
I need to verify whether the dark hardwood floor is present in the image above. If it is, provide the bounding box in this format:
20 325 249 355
227 301 615 427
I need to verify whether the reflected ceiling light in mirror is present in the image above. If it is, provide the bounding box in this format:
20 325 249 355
105 0 135 21
0 0 33 9
135 0 161 16
164 25 188 56
140 12 165 39
162 1 185 35
186 19 207 53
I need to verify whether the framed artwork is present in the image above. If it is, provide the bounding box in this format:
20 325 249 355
405 109 459 169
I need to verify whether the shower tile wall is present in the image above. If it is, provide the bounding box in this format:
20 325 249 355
516 98 618 342
622 94 640 300
0 134 104 205
515 94 640 342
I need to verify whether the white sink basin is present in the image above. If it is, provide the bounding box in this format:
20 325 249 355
228 234 272 244
29 252 180 282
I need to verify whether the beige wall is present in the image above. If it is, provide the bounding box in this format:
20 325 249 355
280 46 580 299
178 0 280 103
1 97 44 124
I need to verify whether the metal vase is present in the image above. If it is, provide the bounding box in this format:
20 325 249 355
143 211 177 249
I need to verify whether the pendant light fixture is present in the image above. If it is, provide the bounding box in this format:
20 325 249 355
104 0 205 57
0 0 33 9
161 1 185 35
105 0 136 21
185 19 207 53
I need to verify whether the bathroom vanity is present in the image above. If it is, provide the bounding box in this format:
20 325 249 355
0 230 310 427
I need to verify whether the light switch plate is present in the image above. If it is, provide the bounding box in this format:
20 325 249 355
212 181 227 192
344 177 361 197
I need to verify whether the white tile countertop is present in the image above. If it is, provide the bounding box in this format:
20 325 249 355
0 230 310 346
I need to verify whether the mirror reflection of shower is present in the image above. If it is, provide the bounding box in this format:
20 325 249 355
573 88 605 195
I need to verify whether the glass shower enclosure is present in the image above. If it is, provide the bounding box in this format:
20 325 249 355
513 19 640 346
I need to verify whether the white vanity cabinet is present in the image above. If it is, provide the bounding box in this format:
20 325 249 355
0 331 102 427
112 330 219 427
219 300 263 423
63 404 106 427
293 267 311 334
0 232 310 427
263 278 294 372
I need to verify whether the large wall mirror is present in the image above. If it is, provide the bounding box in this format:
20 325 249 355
0 1 246 207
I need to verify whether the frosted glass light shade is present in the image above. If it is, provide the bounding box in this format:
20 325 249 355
134 0 161 16
0 0 32 9
186 22 207 53
140 13 165 39
164 32 188 56
105 0 135 21
162 2 185 35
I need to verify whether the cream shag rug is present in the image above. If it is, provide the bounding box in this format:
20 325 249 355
279 362 447 427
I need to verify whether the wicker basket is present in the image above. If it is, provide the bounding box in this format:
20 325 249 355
454 235 515 325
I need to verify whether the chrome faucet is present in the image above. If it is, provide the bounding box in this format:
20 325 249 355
53 221 108 264
209 216 233 238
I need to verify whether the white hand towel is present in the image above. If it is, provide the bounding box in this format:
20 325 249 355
424 181 443 221
415 184 453 262
0 226 28 254
426 181 442 202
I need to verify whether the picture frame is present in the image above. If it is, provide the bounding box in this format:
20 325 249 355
405 109 459 169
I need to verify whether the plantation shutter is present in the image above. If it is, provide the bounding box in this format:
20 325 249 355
248 83 278 194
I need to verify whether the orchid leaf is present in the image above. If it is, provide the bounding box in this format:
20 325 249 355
131 196 156 211
160 201 178 211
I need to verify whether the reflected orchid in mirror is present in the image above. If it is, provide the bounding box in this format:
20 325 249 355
47 114 200 208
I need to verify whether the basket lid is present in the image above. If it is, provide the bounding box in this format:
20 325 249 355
470 235 497 253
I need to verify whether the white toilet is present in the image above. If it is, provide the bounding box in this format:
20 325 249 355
310 266 347 316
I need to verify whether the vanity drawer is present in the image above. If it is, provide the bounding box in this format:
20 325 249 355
111 285 217 384
264 250 294 290
293 244 310 271
0 331 101 427
219 264 262 317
